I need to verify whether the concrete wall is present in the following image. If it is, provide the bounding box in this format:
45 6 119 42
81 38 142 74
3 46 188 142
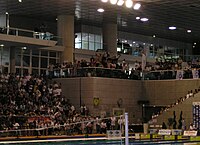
56 77 143 122
143 79 200 105
55 77 200 123
154 92 200 129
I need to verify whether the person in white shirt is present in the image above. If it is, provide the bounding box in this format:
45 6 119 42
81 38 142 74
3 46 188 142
56 86 62 97
189 123 196 131
100 121 107 134
111 116 116 130
13 122 20 136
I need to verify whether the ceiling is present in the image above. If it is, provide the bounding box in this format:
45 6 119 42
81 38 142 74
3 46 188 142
0 0 200 43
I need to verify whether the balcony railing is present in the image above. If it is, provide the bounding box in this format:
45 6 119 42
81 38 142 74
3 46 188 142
0 27 62 45
48 67 197 80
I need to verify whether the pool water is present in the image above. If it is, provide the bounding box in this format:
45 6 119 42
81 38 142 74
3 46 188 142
8 140 200 145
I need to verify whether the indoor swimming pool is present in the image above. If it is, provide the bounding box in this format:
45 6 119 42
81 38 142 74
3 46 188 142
3 140 200 145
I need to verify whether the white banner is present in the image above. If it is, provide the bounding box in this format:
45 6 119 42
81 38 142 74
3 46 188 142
193 102 200 106
158 129 171 135
192 70 199 79
176 70 184 80
183 131 197 136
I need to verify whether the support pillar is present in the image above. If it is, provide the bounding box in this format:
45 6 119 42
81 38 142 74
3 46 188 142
103 23 117 56
10 47 16 74
57 15 74 63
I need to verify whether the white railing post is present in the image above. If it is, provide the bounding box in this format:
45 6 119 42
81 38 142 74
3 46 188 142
125 112 129 145
16 29 18 36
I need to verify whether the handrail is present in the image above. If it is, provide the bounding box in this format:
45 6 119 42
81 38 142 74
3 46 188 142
150 88 198 121
8 27 35 33
0 26 63 44
46 66 198 80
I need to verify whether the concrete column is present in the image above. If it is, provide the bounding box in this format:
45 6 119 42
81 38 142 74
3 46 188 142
10 47 16 74
103 23 117 56
57 15 74 62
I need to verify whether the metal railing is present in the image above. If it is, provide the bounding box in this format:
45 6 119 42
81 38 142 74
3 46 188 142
47 67 198 80
0 27 62 45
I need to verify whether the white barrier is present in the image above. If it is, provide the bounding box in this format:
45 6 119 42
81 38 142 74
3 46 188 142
135 133 141 139
158 129 171 135
149 129 158 134
183 131 197 136
107 130 122 140
171 129 182 135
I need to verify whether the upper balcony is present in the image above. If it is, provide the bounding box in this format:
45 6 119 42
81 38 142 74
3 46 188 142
0 27 64 51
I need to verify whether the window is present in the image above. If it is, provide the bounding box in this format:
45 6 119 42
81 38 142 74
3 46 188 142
75 33 82 49
41 58 48 68
32 57 39 67
32 50 39 56
16 68 22 75
89 42 95 50
50 51 56 57
95 35 101 43
82 41 89 49
32 69 39 75
2 48 9 65
41 50 48 56
23 56 30 67
49 58 56 65
16 54 21 66
22 49 30 55
95 43 102 50
75 25 103 51
14 49 59 75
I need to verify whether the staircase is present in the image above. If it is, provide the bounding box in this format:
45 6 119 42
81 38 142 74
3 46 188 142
150 89 200 129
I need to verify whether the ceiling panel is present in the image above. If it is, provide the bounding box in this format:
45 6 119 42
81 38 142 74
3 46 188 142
0 0 199 43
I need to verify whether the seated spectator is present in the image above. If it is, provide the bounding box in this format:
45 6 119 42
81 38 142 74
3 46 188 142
189 123 196 131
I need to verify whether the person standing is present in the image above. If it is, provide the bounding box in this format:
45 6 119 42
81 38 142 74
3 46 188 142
182 118 186 130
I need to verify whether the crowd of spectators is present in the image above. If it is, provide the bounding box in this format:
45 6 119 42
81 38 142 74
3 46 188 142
47 52 133 79
47 52 200 80
0 56 200 136
0 73 124 137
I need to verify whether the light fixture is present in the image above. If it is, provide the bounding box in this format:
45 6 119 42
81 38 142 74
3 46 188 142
187 29 192 33
140 18 149 22
133 41 135 43
133 3 141 10
124 40 127 43
5 12 9 15
0 44 4 47
125 0 133 8
117 0 124 6
97 8 105 12
153 35 156 38
150 44 153 46
110 0 117 5
22 47 27 50
56 18 58 21
101 0 108 2
102 0 140 10
194 42 197 45
18 0 22 2
136 17 140 20
169 26 176 30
